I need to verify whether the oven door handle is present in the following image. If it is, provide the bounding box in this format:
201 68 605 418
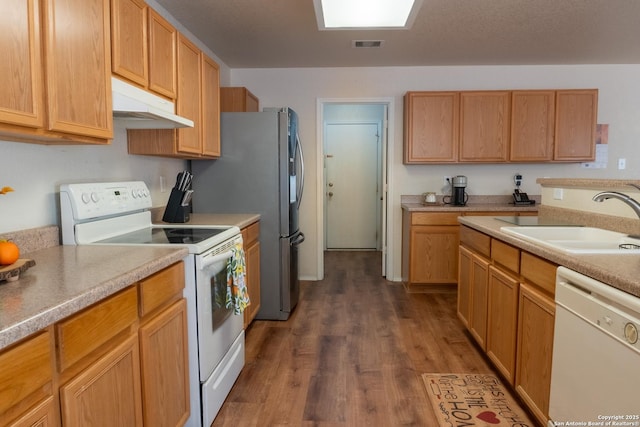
199 250 234 270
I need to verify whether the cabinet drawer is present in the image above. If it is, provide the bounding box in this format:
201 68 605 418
57 286 138 371
491 239 520 274
521 252 557 295
0 331 52 415
242 221 260 245
139 262 185 317
459 225 490 257
412 212 461 225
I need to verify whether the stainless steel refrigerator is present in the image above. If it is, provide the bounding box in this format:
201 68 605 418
190 108 304 320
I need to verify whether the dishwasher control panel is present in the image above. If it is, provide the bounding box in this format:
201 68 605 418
556 266 640 351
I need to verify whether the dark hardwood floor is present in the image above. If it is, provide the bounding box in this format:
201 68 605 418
212 251 499 426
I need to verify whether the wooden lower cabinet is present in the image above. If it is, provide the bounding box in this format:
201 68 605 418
0 331 54 426
139 299 190 426
7 397 57 427
458 225 557 425
457 245 490 350
0 261 188 427
242 221 261 327
486 265 519 384
60 334 143 426
516 282 555 426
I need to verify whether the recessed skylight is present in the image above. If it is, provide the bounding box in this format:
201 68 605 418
313 0 423 30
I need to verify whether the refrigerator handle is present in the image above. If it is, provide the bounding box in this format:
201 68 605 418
296 134 304 209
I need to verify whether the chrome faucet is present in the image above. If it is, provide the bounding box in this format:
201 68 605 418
592 184 640 219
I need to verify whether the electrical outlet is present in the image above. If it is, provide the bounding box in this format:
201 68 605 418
160 176 166 193
618 158 626 170
553 188 564 200
443 176 451 186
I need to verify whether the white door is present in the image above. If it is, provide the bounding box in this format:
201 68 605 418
325 122 380 249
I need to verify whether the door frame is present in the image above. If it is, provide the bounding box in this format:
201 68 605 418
323 120 383 251
316 97 395 278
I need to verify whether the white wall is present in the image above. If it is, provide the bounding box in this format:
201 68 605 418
229 65 640 281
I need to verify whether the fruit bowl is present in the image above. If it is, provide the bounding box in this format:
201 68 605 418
0 259 35 282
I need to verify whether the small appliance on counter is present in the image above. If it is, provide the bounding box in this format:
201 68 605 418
443 175 468 206
511 173 535 206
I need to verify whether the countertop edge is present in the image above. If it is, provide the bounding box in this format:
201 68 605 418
458 216 640 298
0 247 188 350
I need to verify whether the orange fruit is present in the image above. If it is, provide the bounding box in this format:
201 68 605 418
0 241 20 265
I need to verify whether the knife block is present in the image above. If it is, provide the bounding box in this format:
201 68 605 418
162 188 190 223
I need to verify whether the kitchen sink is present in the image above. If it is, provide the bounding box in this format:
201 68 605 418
500 226 640 254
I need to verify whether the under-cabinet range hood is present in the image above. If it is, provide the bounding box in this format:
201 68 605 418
111 77 193 129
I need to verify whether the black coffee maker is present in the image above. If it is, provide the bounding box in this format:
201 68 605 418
450 175 468 206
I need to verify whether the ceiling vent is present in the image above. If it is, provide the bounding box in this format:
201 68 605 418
353 40 384 48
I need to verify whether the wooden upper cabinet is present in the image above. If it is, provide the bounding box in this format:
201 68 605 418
111 1 176 100
510 91 555 162
148 9 177 99
459 91 511 162
404 91 459 163
554 89 598 161
176 34 202 155
127 35 220 159
220 87 259 112
44 0 113 139
0 0 112 143
0 0 44 129
110 0 148 88
201 54 221 157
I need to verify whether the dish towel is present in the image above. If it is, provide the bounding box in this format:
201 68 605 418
226 242 250 315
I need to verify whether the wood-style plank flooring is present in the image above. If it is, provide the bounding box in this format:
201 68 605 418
212 251 502 426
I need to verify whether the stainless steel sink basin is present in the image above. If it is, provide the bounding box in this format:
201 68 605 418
500 226 640 254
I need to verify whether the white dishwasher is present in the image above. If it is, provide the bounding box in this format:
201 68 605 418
548 266 640 426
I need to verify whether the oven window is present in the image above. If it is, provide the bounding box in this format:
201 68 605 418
211 269 232 328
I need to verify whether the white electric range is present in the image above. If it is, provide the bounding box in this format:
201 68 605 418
60 181 245 427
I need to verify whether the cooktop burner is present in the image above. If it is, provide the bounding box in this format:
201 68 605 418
97 227 230 245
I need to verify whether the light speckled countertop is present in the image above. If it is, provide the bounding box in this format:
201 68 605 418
459 215 640 298
401 194 540 213
0 245 188 349
0 213 260 350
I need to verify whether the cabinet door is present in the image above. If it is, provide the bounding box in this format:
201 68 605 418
403 92 459 163
468 253 489 350
486 265 519 384
244 239 261 327
554 89 597 161
460 91 510 162
139 299 190 427
510 90 555 161
176 34 201 155
201 54 221 157
457 246 472 327
148 9 176 99
0 0 44 129
410 225 459 284
7 396 56 427
516 282 555 426
60 334 143 427
110 0 148 87
43 0 113 139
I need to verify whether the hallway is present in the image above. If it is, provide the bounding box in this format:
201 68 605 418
212 251 498 426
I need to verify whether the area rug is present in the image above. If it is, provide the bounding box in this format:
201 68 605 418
422 373 535 427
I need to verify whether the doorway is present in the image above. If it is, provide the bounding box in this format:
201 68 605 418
325 121 381 250
317 100 392 277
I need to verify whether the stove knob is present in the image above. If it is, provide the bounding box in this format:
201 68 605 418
81 192 91 204
624 322 638 344
91 192 99 203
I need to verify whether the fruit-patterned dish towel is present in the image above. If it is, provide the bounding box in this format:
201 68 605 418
225 243 250 314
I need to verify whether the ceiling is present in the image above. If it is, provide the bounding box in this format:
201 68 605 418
154 0 640 68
